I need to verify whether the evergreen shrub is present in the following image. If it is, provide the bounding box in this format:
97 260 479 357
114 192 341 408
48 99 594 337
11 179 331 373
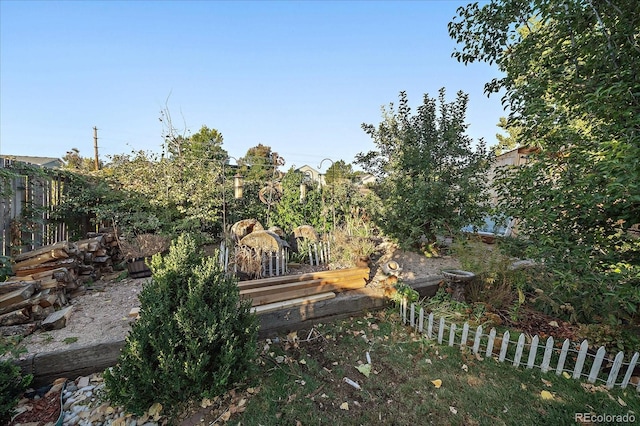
0 355 32 424
104 233 258 416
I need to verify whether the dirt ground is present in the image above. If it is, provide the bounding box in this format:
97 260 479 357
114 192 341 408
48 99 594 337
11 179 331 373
14 242 460 357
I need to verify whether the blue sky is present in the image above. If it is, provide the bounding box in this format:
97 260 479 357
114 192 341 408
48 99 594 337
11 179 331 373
0 0 505 171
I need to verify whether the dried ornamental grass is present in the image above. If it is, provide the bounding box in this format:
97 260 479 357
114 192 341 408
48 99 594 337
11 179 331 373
119 234 170 260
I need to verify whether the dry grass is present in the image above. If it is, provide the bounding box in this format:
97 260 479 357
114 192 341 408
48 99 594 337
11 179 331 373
119 234 170 260
234 245 264 279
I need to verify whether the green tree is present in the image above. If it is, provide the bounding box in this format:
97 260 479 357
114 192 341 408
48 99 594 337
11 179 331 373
104 234 258 416
356 90 492 250
62 148 99 172
449 0 640 324
324 160 354 185
239 144 282 182
271 168 323 233
493 117 522 155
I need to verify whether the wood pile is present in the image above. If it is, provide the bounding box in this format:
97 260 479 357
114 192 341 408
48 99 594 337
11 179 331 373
240 266 370 313
0 232 122 337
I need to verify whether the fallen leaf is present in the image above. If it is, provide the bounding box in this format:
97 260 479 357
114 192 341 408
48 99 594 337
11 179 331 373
475 352 484 361
549 321 559 327
425 358 432 364
356 363 372 378
287 331 298 342
562 372 571 379
540 390 554 400
431 379 442 389
520 383 527 390
299 359 307 365
461 364 468 372
200 398 213 408
449 406 458 414
370 323 379 330
340 402 349 410
541 378 553 387
148 402 162 416
220 410 231 421
618 396 627 407
275 355 285 364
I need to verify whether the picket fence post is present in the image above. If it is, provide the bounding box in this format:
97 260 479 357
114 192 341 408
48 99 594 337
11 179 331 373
472 325 483 355
461 323 469 347
485 328 496 359
427 313 434 339
621 352 639 389
449 323 457 347
573 339 589 379
418 307 424 333
556 339 571 375
499 331 510 362
526 335 539 369
513 333 526 367
588 347 606 383
606 352 625 389
438 318 445 344
541 336 554 373
410 303 415 327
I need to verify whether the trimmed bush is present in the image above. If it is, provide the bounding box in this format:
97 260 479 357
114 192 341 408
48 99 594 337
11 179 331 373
104 233 258 416
0 359 32 424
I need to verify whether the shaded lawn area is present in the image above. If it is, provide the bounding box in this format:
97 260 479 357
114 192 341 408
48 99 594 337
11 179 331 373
226 309 639 426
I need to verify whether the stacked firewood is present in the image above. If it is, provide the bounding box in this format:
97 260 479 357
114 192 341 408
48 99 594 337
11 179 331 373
0 232 122 336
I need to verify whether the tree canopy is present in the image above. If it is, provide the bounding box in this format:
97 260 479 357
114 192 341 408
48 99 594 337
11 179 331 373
449 0 640 323
356 89 492 250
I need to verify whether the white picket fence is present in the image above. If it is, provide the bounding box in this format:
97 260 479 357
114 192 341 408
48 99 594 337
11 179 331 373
304 240 331 267
219 241 289 277
400 299 640 391
261 248 289 277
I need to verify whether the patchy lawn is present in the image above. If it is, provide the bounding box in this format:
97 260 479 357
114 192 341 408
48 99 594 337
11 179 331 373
179 309 639 425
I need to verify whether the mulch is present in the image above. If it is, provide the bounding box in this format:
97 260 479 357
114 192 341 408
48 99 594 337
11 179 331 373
9 389 61 425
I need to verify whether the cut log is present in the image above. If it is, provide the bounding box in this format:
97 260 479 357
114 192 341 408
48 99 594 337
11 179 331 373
0 284 36 309
252 292 336 314
14 248 70 270
1 323 38 337
0 280 41 295
15 258 78 277
13 241 71 262
75 237 103 252
39 278 60 290
31 304 54 321
41 306 74 331
38 292 59 308
0 308 31 326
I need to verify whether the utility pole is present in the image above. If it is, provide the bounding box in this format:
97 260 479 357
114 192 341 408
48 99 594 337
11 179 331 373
93 126 99 171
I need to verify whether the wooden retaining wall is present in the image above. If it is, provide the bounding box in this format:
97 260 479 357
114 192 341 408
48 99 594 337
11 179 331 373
16 275 441 387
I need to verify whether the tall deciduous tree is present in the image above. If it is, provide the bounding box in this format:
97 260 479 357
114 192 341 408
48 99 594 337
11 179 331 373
356 90 492 250
449 0 640 323
324 160 354 185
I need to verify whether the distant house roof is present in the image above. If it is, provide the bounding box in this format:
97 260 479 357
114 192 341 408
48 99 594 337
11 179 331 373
1 155 63 169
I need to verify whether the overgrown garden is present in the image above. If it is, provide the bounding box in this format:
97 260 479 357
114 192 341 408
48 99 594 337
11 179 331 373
1 0 639 422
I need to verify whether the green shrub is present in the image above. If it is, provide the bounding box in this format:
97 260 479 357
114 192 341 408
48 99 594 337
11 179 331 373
104 233 258 417
0 340 32 424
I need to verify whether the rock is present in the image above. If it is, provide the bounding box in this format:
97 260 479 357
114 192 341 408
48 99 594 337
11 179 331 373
42 305 74 331
77 375 90 388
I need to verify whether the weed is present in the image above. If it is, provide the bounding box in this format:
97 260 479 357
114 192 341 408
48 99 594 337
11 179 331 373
63 337 78 344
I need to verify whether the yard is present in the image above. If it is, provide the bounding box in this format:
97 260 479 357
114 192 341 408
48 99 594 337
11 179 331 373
178 309 639 425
